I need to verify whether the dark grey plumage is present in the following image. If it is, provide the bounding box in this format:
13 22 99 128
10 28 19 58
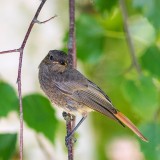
38 50 148 142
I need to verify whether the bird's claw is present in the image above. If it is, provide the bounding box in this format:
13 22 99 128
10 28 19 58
65 135 77 146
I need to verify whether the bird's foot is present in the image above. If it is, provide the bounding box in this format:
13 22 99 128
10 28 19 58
65 135 77 146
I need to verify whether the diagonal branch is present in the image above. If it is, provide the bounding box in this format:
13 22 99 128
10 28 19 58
0 0 56 159
119 0 141 75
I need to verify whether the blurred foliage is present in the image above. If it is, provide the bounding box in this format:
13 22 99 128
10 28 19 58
94 0 118 12
0 0 160 160
76 14 105 62
133 0 160 29
139 123 160 160
140 46 160 78
0 82 59 159
0 82 18 117
23 94 58 143
0 133 17 160
122 75 158 120
74 0 160 159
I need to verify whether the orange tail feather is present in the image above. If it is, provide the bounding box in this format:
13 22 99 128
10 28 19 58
114 111 148 142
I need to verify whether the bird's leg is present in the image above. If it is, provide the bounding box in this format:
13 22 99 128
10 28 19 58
62 111 69 121
65 115 87 143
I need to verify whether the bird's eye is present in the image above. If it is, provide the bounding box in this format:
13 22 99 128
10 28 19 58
59 60 66 65
49 55 54 60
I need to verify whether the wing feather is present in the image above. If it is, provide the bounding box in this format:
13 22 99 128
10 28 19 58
53 70 147 141
54 71 122 124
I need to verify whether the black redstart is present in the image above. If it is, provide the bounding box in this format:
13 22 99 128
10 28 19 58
38 50 148 142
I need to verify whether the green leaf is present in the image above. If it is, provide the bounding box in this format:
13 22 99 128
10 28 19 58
23 94 58 143
129 17 155 46
139 123 160 160
0 82 18 117
94 0 118 13
122 76 158 120
0 133 17 160
76 14 105 63
133 0 160 29
140 46 160 78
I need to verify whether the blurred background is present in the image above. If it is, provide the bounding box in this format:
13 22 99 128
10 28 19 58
0 0 160 159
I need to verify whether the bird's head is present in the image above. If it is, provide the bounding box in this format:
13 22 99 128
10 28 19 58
40 50 69 73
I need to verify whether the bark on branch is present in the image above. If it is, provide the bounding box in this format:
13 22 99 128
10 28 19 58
0 1 56 159
64 0 76 160
119 0 141 75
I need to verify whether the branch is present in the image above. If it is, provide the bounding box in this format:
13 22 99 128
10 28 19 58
0 49 20 54
0 0 56 159
64 0 76 160
34 15 57 24
68 0 76 68
63 112 75 160
119 0 141 75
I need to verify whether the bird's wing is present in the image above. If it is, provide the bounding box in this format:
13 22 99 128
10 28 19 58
54 73 88 95
52 68 89 94
71 80 122 122
54 72 122 123
55 75 148 142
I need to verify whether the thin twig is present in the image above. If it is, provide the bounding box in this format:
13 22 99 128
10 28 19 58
64 0 76 159
18 1 48 159
34 15 57 24
0 49 20 54
0 0 54 159
119 0 141 75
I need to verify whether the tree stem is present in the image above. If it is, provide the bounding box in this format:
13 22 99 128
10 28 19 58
0 0 54 159
65 0 76 159
119 0 141 75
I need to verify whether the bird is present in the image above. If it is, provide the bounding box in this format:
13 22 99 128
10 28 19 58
38 50 148 142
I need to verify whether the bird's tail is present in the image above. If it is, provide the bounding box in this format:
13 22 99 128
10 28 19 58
114 111 148 142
